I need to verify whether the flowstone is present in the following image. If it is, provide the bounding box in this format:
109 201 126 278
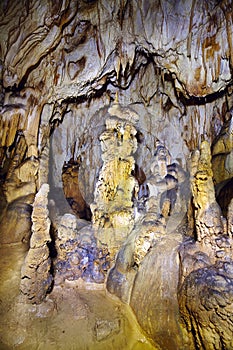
106 137 191 349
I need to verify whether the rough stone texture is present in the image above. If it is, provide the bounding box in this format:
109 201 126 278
1 0 232 207
91 103 139 254
94 318 121 342
179 261 233 350
54 214 110 284
62 159 92 220
20 183 53 304
212 113 233 185
0 0 233 349
106 140 190 347
0 0 231 98
177 137 233 349
228 198 233 238
190 140 225 246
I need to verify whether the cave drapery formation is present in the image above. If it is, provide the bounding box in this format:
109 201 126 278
0 0 233 349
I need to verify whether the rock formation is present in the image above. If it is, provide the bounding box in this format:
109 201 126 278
106 139 190 348
178 139 233 350
0 0 233 349
179 261 233 350
54 213 110 284
228 198 233 238
91 102 138 255
190 141 225 248
62 158 92 220
20 183 53 304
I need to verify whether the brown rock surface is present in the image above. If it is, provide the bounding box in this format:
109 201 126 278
62 159 91 220
130 234 192 350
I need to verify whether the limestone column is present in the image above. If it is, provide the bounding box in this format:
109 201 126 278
91 104 139 255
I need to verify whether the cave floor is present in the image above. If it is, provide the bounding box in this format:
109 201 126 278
0 244 156 350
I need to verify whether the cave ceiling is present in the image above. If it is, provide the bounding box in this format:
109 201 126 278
0 0 232 203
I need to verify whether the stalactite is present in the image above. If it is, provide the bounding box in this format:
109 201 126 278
187 0 196 58
221 0 233 69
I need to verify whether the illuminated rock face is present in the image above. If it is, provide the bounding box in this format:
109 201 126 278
177 139 233 350
0 0 233 349
91 106 138 254
190 141 225 245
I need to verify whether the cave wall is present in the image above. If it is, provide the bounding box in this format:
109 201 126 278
0 0 232 190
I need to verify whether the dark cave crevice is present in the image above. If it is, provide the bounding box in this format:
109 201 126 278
216 177 233 218
178 81 233 108
45 224 58 295
62 158 92 221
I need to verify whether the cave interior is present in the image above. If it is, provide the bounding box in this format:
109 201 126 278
0 0 233 349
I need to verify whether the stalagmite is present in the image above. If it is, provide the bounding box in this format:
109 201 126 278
91 103 139 255
20 183 53 304
190 140 224 246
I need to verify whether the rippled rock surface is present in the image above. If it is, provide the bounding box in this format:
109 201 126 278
179 260 233 350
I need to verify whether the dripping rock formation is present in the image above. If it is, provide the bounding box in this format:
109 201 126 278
0 0 233 349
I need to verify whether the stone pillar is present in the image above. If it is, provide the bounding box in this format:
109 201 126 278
190 141 224 248
91 106 139 255
20 183 53 304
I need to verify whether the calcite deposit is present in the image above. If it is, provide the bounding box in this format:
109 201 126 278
0 0 233 349
91 102 138 254
20 183 53 304
179 261 233 350
190 141 225 246
54 213 110 284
